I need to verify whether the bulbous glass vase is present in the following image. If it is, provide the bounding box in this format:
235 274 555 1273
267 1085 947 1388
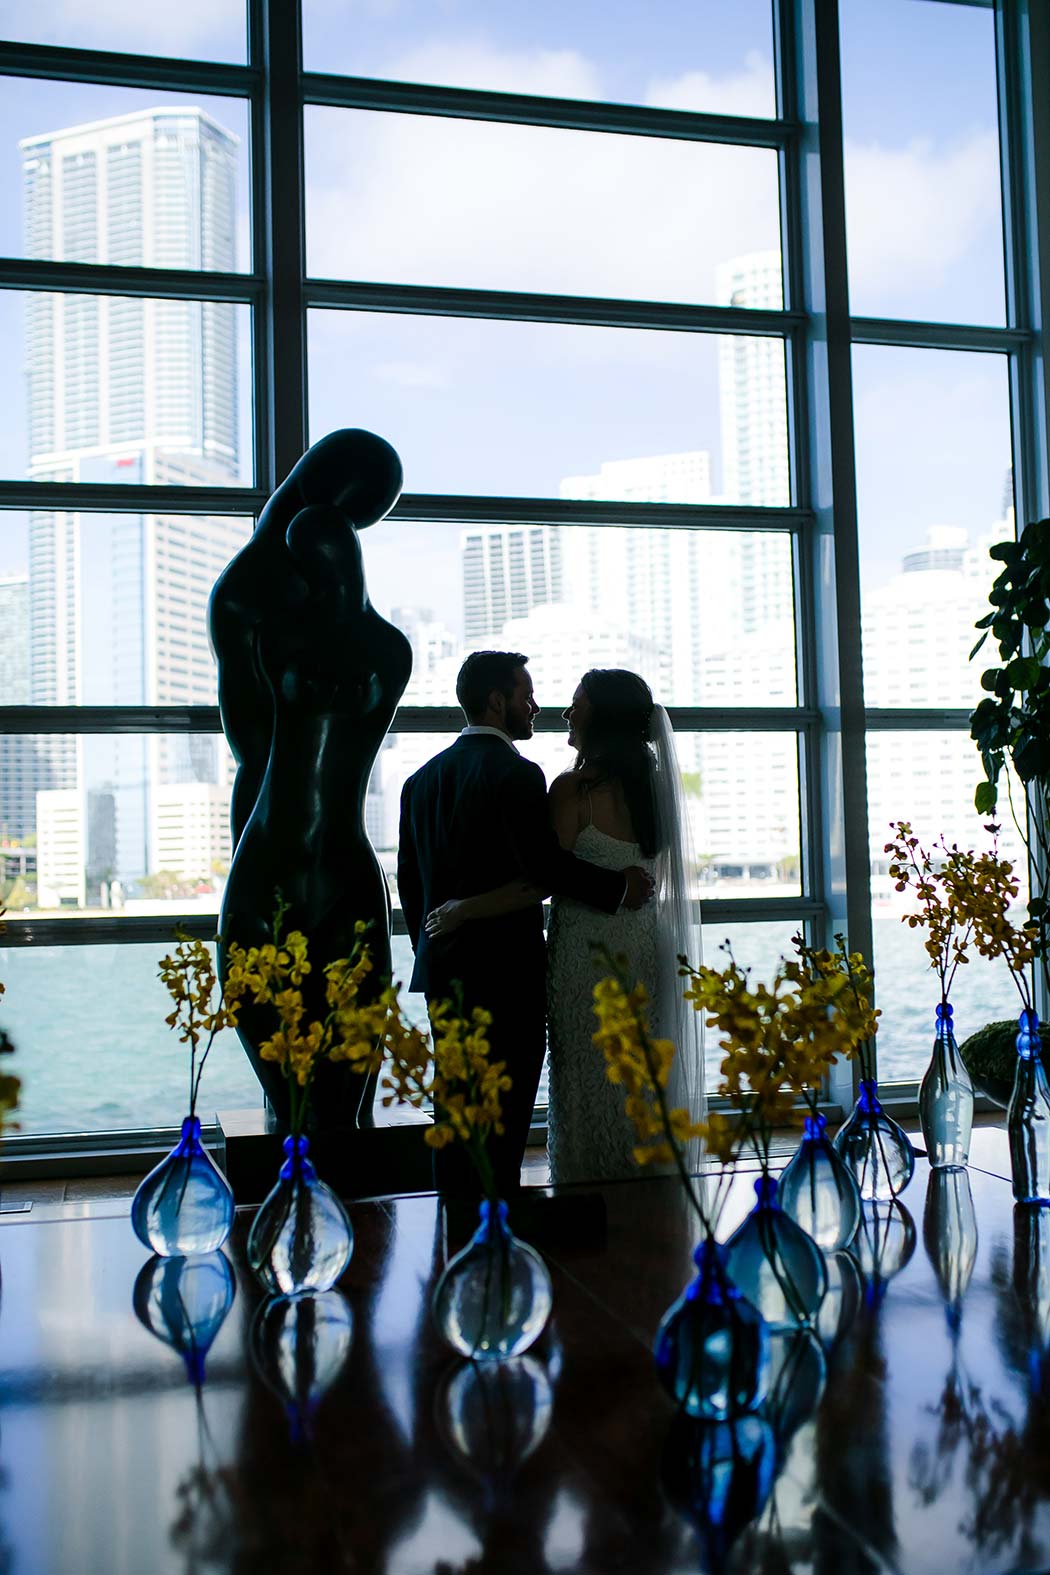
431 1199 553 1360
1007 1010 1050 1205
132 1251 236 1385
653 1237 770 1420
919 1002 974 1169
250 1290 354 1442
131 1115 235 1257
833 1078 915 1201
247 1134 354 1295
779 1112 862 1251
725 1175 827 1329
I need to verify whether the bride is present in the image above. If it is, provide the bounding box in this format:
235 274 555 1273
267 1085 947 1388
423 667 703 1185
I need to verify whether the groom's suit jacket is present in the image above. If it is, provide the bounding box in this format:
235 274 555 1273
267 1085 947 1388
397 731 626 1001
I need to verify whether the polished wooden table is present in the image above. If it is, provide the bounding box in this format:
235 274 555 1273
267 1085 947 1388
2 1132 1050 1574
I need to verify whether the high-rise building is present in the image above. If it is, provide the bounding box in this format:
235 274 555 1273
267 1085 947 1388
20 108 243 896
462 524 563 642
0 572 33 843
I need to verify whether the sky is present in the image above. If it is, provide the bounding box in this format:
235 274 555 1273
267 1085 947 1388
0 0 1013 654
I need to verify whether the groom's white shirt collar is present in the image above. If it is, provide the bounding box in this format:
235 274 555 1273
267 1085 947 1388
460 724 519 753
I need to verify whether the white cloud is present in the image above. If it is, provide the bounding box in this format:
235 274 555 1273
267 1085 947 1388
0 0 241 53
645 52 776 119
374 359 449 389
844 131 1002 306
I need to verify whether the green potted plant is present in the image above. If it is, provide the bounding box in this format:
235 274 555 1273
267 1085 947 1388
969 515 1050 1095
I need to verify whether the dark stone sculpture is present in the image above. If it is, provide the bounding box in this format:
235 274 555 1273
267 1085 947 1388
210 430 412 1131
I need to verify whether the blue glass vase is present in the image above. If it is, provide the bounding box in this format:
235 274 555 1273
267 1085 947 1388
131 1115 235 1257
250 1290 354 1442
918 1002 974 1169
132 1251 236 1385
247 1134 354 1295
725 1175 827 1329
661 1411 777 1570
1007 1010 1050 1205
779 1112 862 1251
654 1237 770 1420
833 1078 915 1201
432 1199 553 1360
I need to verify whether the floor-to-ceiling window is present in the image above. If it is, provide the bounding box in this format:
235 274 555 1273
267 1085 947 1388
0 0 1046 1152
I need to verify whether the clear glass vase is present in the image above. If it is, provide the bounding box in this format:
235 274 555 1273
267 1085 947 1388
779 1112 862 1251
918 1002 974 1169
923 1166 978 1331
1007 1010 1050 1205
654 1237 770 1420
247 1134 354 1295
725 1175 827 1329
833 1078 915 1201
132 1250 236 1384
250 1290 354 1442
431 1198 553 1360
131 1115 235 1257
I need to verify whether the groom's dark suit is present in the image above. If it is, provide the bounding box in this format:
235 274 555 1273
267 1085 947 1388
397 730 626 1194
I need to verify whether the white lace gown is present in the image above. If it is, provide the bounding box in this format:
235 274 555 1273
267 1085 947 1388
546 824 660 1184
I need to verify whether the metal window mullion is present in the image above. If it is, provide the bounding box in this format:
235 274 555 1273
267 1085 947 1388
0 39 257 95
0 482 267 513
302 70 799 149
390 494 810 531
851 314 1029 353
253 0 307 486
863 708 973 731
0 258 262 304
306 277 803 337
248 0 275 500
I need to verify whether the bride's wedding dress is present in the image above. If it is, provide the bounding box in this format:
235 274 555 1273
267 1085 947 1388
546 823 662 1184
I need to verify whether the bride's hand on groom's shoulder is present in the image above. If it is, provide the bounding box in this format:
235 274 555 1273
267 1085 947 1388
425 899 468 938
623 866 656 910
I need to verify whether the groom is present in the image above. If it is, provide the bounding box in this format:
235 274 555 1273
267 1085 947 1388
397 650 653 1196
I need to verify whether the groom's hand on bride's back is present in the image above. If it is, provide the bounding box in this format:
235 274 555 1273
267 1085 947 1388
622 866 655 910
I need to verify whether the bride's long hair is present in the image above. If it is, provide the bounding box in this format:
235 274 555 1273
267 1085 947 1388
574 668 659 856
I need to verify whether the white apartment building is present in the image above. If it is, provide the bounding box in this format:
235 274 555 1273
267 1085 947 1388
36 787 86 908
151 783 233 884
21 108 242 898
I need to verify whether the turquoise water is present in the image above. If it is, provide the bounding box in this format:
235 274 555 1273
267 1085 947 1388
0 918 1024 1137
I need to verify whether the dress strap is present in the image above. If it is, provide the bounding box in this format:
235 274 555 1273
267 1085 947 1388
583 786 594 828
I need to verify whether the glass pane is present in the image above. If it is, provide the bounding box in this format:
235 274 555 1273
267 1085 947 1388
302 0 776 117
0 732 234 911
0 78 251 270
363 521 795 708
840 0 1004 324
306 107 781 304
0 4 246 60
866 730 1026 1084
853 345 1013 708
1 942 260 1138
0 511 252 705
308 310 790 504
0 292 253 484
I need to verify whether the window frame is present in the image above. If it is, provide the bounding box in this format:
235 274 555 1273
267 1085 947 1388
0 0 1047 1156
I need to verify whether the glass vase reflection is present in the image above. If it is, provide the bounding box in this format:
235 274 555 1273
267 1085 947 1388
1007 1010 1050 1205
250 1290 353 1442
435 1356 553 1488
247 1134 353 1295
834 1079 915 1201
1013 1203 1050 1350
661 1410 777 1572
854 1199 916 1300
779 1112 862 1250
923 1166 978 1331
132 1251 236 1385
131 1115 235 1257
654 1237 770 1420
919 1002 974 1169
725 1175 827 1329
431 1199 552 1361
764 1325 826 1452
816 1249 863 1349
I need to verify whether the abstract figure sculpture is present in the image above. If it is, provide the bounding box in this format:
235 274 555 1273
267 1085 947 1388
210 430 411 1131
